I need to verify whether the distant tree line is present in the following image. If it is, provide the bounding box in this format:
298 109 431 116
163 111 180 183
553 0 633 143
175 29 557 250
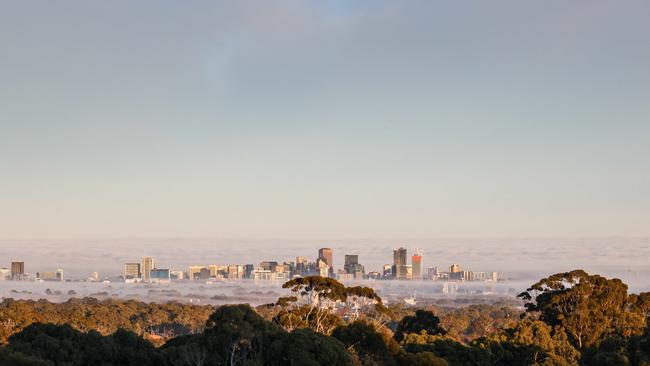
0 297 213 345
0 270 648 365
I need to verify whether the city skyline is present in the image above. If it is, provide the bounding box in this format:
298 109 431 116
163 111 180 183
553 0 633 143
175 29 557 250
1 237 649 280
0 246 501 283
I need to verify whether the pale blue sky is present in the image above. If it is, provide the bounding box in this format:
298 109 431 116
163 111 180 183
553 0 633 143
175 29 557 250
1 1 649 239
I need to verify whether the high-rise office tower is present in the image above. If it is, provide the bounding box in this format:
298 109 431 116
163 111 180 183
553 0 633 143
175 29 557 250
208 264 220 277
141 257 154 281
344 254 364 278
318 248 333 276
11 261 24 280
124 262 141 279
344 255 358 273
450 264 463 280
412 249 422 280
295 256 307 275
244 264 255 279
393 247 407 280
317 260 330 277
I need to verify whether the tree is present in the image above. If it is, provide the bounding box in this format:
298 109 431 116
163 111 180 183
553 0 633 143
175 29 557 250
0 348 51 366
273 304 343 335
6 323 166 366
332 321 401 365
505 319 580 366
343 286 384 322
396 351 448 366
279 277 382 335
581 336 631 366
518 270 645 349
394 310 446 342
201 304 283 366
0 298 213 344
282 276 348 306
267 328 352 366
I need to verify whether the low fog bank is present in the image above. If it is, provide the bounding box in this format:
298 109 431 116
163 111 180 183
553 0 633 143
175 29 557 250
0 280 287 306
2 273 649 307
0 279 523 307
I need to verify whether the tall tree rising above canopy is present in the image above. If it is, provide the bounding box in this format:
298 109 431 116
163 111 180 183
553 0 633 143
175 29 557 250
518 269 649 349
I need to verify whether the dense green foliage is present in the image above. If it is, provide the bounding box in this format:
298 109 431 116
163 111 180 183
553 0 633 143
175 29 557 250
518 270 650 349
0 270 648 365
6 323 165 366
394 309 446 341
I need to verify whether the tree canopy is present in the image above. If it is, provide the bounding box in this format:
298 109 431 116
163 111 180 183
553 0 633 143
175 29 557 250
518 269 649 349
1 271 650 365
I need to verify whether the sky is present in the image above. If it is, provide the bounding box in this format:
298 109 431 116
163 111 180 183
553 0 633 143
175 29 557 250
0 1 649 240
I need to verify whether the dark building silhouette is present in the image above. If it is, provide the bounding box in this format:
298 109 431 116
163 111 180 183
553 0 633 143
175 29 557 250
11 261 24 280
344 254 365 278
344 255 358 273
393 247 407 280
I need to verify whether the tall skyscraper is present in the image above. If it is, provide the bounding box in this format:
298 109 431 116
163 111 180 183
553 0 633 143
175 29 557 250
124 262 141 280
11 261 24 280
244 264 255 279
450 264 463 280
412 249 422 280
141 257 154 281
318 248 333 276
295 256 307 275
344 255 358 273
393 247 407 280
208 264 220 277
344 254 364 278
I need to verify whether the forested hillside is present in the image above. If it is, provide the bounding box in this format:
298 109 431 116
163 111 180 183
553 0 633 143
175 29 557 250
0 270 649 365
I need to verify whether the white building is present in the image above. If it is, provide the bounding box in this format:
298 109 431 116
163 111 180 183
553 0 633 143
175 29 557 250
0 268 10 280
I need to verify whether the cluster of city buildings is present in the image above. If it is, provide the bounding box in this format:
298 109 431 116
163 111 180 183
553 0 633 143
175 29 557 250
1 247 500 284
120 247 500 283
0 261 65 282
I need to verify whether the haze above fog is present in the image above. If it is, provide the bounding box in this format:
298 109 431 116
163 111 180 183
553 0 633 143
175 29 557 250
1 1 649 240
